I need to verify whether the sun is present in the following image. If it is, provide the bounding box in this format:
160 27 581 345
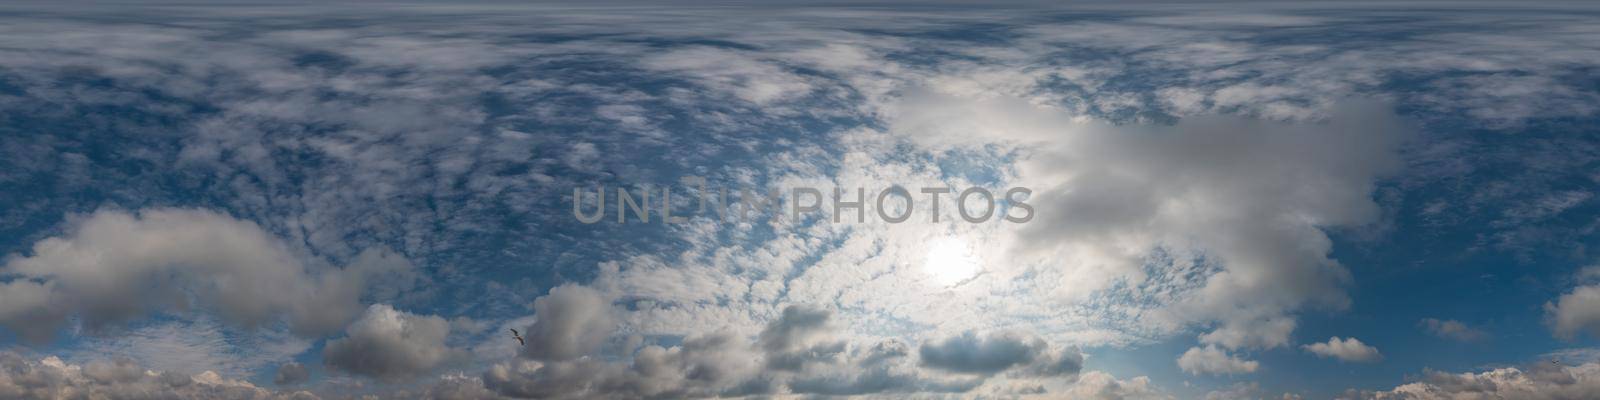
922 237 981 287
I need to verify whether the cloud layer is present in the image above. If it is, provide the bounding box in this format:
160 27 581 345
0 352 317 400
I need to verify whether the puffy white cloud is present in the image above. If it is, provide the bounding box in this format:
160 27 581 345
1419 318 1487 342
1063 370 1173 400
323 304 463 380
1303 337 1383 363
1344 362 1600 400
1200 316 1298 352
1548 284 1600 339
519 284 617 361
0 208 418 342
0 352 318 400
1177 345 1259 375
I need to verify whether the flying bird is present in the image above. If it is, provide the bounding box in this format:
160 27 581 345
510 328 525 346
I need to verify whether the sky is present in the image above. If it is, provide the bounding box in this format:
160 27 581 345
0 1 1599 399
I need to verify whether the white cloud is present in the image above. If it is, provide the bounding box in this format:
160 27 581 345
69 315 310 379
519 284 617 362
1064 370 1173 400
455 294 1089 398
1346 362 1600 400
1200 317 1298 351
1303 337 1383 363
323 304 463 380
1547 284 1600 340
0 208 418 342
2 4 1599 398
1204 382 1263 400
1177 345 1259 375
642 46 816 106
0 352 318 400
890 91 1411 350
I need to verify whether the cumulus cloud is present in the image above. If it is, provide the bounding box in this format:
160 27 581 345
1419 318 1487 342
1548 284 1600 340
520 284 617 361
1303 337 1383 363
0 352 317 400
484 331 765 399
1343 361 1600 400
919 331 1045 375
1177 345 1259 375
758 305 846 371
0 208 418 342
1064 370 1173 400
1200 317 1298 352
322 304 463 380
916 330 1084 379
451 297 1091 398
476 287 762 398
891 92 1412 351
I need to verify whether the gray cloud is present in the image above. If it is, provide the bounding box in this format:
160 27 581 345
0 208 418 342
323 304 463 380
758 305 846 371
520 284 617 362
0 4 1595 398
460 300 1087 398
273 362 309 386
1548 284 1600 340
893 93 1413 352
483 332 764 399
1419 318 1488 342
482 287 761 398
0 351 319 400
918 331 1045 375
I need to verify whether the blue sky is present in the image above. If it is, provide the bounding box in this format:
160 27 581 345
1 1 1599 399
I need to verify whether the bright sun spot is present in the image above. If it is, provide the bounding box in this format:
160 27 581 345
923 237 981 287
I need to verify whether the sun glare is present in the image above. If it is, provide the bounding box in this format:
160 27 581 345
923 237 981 287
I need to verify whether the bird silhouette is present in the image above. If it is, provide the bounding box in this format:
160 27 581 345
510 328 525 346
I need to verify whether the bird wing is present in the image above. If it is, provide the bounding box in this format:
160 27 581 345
516 337 524 345
510 328 519 336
